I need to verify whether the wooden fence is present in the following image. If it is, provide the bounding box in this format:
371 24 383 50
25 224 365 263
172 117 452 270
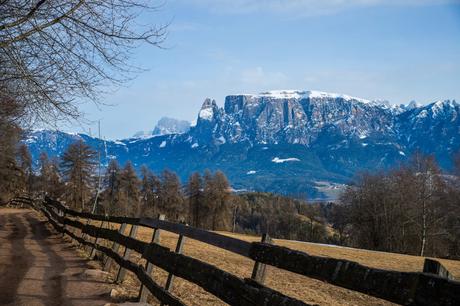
10 196 460 306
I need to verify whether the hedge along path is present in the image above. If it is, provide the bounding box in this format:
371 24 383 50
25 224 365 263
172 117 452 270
29 197 460 306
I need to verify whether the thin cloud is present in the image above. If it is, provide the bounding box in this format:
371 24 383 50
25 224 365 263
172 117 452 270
241 67 288 86
184 0 459 16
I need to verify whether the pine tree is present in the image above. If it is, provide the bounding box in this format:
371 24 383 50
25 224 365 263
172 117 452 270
119 161 140 217
47 157 64 199
212 171 231 230
60 140 97 211
202 170 231 230
39 152 50 193
140 165 161 217
103 159 122 215
17 144 33 193
202 170 215 228
158 169 184 220
187 172 203 227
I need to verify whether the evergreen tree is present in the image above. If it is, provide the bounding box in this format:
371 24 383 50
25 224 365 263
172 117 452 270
158 169 184 220
140 165 161 217
187 172 203 227
211 171 231 230
203 170 231 230
39 152 50 193
47 157 64 199
119 161 140 217
17 144 33 193
103 159 122 215
60 140 97 211
202 169 215 228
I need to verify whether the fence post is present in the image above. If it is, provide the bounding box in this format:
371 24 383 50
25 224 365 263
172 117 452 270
90 221 105 259
116 224 139 283
251 233 272 284
164 233 186 292
60 207 66 237
80 217 90 249
423 258 453 280
103 223 127 271
138 214 165 303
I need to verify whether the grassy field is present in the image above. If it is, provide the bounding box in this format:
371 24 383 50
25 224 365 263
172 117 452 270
97 224 460 306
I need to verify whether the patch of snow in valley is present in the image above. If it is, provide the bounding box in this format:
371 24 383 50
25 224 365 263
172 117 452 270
114 140 127 146
191 143 199 148
217 136 226 144
247 170 257 175
159 141 167 148
272 157 300 163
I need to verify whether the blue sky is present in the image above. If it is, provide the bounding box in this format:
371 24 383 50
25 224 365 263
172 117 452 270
73 0 460 139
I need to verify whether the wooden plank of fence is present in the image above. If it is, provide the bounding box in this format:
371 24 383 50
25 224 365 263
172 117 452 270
104 223 128 271
58 210 308 305
139 214 165 303
140 217 251 257
142 242 309 306
53 222 185 306
248 242 460 306
40 197 460 306
64 208 140 225
423 258 454 280
250 233 272 284
116 224 139 283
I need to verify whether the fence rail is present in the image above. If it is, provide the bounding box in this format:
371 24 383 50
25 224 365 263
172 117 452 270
8 196 460 306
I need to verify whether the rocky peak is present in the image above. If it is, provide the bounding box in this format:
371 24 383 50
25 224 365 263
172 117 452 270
152 117 191 136
198 98 219 121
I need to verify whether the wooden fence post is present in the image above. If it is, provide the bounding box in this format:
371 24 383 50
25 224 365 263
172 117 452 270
138 214 165 303
90 221 105 259
61 208 66 237
423 258 453 280
116 224 139 283
80 218 90 249
103 223 127 271
251 233 272 284
164 232 186 291
159 224 187 306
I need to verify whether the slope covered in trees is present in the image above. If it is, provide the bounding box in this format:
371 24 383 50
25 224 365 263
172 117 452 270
4 133 460 260
328 152 460 259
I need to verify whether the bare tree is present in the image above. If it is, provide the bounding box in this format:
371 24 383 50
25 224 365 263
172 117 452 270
0 92 23 201
60 139 97 210
119 161 140 217
0 0 167 123
17 144 33 192
187 172 203 227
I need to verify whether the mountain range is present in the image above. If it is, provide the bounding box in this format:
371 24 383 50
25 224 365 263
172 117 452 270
24 90 460 200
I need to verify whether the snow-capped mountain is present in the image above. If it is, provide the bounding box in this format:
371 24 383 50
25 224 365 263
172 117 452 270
23 90 460 200
132 117 191 138
152 117 191 136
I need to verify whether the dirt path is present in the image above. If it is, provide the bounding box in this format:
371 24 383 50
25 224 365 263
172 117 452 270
0 208 112 306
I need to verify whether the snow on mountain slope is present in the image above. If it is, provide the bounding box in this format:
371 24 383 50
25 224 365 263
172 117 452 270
23 91 460 199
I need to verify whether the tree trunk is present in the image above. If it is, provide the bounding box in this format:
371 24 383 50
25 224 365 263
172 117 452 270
420 202 427 257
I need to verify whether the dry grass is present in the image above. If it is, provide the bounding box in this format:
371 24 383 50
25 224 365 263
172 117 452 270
76 220 460 306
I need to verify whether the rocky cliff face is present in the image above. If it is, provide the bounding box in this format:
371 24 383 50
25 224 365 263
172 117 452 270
190 90 401 147
23 90 460 200
152 117 191 136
